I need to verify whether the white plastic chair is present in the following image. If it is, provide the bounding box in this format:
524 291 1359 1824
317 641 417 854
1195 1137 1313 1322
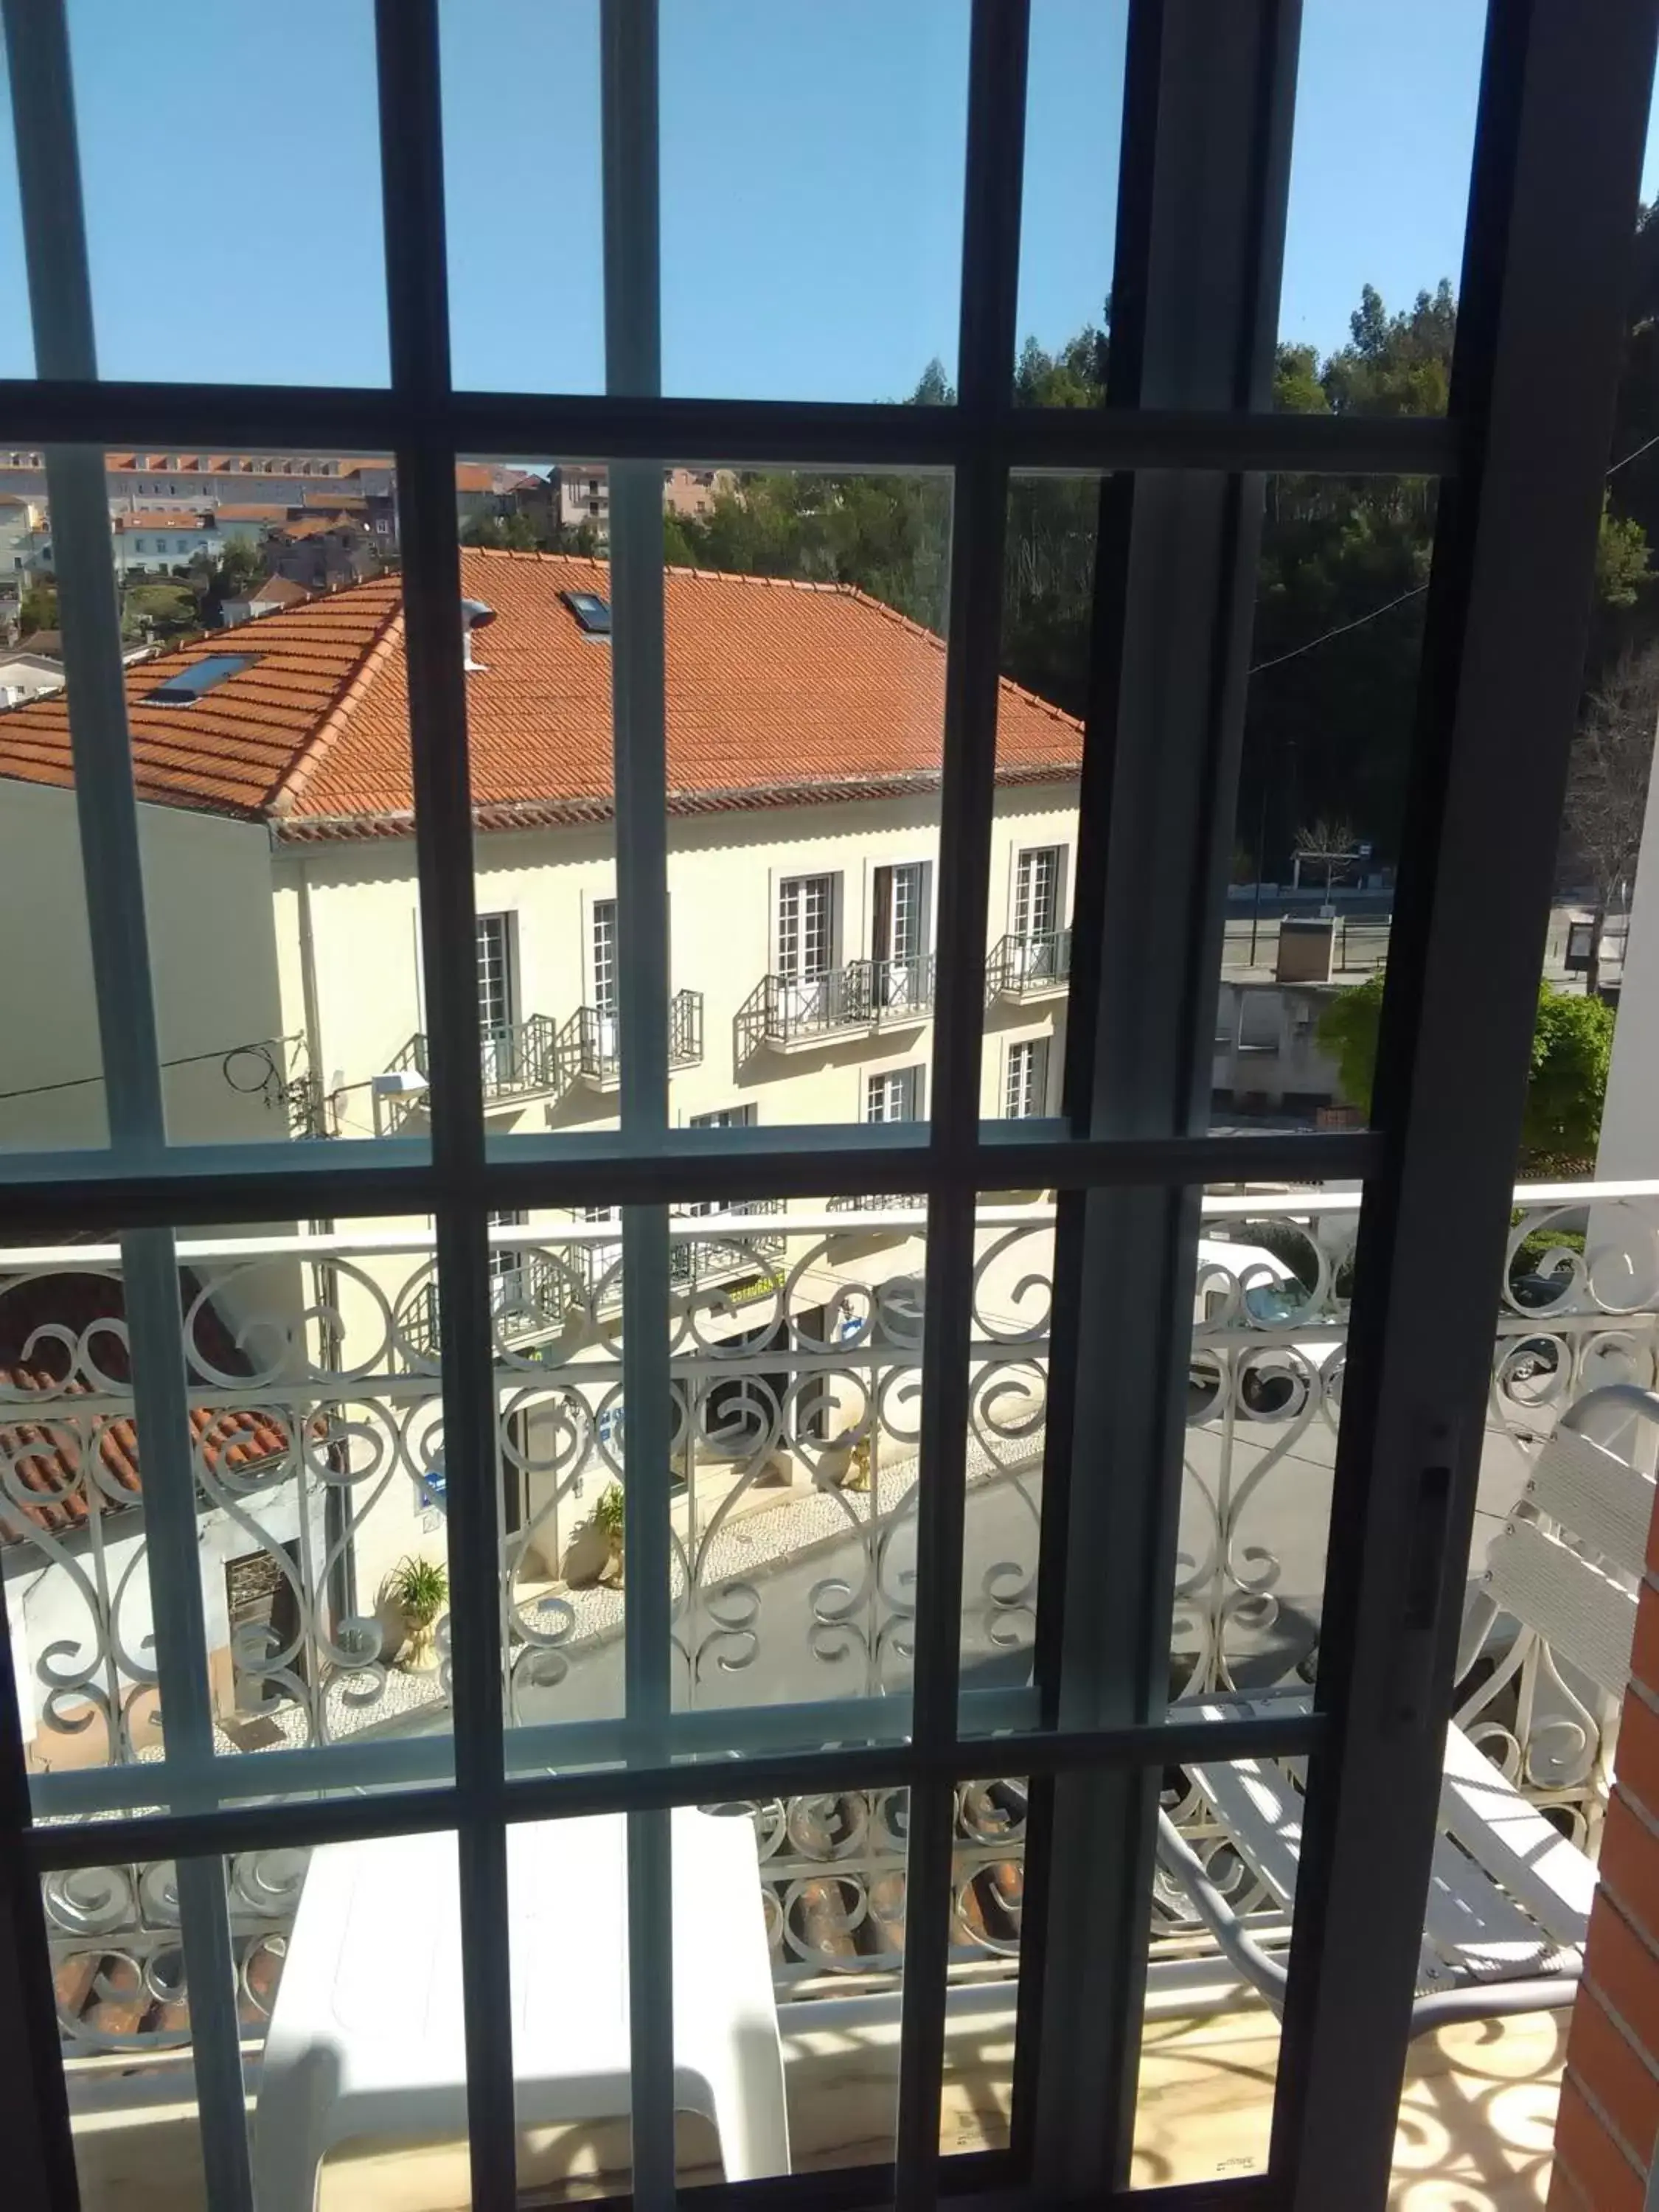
252 1806 789 2209
1164 1383 1652 2032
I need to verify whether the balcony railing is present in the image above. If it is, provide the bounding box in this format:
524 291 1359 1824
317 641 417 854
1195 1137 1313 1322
387 1011 563 1110
554 987 705 1091
986 928 1071 1001
736 956 936 1055
7 1179 1640 2067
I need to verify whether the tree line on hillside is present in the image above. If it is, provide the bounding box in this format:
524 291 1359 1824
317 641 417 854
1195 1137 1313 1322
647 237 1659 888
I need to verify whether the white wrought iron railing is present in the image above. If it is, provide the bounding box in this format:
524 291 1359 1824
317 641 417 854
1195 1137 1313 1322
10 1180 1653 2058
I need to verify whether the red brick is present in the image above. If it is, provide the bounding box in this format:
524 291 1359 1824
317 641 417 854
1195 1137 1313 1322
1618 1688 1659 1832
1586 1893 1659 2068
1551 2078 1645 2212
1564 1986 1659 2169
1632 1587 1659 1698
1600 1791 1659 1955
1546 2153 1590 2211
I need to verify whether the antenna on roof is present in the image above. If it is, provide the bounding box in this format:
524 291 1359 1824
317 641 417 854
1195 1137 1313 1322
460 597 495 673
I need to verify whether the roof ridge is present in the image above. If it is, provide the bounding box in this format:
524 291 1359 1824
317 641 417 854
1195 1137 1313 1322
264 580 407 817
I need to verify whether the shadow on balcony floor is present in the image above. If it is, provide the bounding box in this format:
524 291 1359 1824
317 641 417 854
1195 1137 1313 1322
65 2002 1566 2209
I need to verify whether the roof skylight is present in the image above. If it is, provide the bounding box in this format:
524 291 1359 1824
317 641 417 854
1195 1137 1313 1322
144 654 256 705
561 590 611 636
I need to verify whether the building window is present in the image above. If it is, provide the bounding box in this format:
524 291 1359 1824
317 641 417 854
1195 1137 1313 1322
476 911 515 1046
487 1207 526 1309
866 1065 922 1123
1013 845 1062 941
777 873 835 980
1005 1037 1049 1119
591 897 618 1016
685 1105 757 1214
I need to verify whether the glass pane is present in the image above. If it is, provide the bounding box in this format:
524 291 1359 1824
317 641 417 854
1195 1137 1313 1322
1130 1757 1288 2188
1177 1195 1346 1708
662 462 951 1130
66 0 389 386
1276 0 1484 415
0 45 32 378
3 1217 461 1812
1214 473 1441 1135
1013 1 1127 406
961 1202 1049 1708
441 1 605 395
681 1782 911 2184
660 2 970 402
0 445 418 1152
986 471 1095 1116
46 1851 272 2212
939 1775 1027 2157
498 1196 925 1760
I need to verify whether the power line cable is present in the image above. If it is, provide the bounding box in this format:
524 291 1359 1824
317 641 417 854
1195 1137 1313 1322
1247 425 1659 679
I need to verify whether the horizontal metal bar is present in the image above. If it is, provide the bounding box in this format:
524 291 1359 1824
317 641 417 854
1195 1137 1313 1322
22 1708 1326 1870
0 377 1459 478
0 1127 1380 1232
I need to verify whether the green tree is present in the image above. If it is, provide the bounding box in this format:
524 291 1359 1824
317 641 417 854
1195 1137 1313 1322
1318 976 1613 1164
18 583 58 636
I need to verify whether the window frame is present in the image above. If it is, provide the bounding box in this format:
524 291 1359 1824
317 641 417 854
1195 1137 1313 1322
0 5 1649 2212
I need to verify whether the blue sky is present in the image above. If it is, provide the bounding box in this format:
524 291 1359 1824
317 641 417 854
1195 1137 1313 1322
0 0 1654 399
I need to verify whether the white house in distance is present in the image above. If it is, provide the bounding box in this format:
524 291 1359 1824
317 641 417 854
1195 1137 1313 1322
0 549 1082 1765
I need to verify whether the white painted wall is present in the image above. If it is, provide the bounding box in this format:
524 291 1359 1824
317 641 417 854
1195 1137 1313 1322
0 780 289 1150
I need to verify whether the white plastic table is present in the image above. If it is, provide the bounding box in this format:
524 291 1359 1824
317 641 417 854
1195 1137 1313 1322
252 1807 789 2210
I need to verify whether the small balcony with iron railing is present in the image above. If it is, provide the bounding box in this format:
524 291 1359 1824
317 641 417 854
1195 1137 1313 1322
378 1012 565 1124
985 928 1071 1004
554 987 704 1093
736 956 936 1057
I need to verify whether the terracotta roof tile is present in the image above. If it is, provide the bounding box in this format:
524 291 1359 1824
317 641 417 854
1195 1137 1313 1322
0 1270 290 1543
115 511 214 532
0 551 1082 832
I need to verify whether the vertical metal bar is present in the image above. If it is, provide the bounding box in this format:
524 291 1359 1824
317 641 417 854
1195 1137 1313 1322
0 1488 80 2211
895 7 1028 2206
4 9 257 2202
372 10 517 2211
600 4 676 2204
1030 1 1300 2196
1276 4 1659 2203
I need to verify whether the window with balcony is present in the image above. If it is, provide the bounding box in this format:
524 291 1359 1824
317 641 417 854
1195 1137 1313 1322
1012 844 1062 940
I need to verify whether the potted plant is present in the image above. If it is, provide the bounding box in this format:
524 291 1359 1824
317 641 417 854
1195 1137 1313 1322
388 1554 449 1670
594 1481 625 1585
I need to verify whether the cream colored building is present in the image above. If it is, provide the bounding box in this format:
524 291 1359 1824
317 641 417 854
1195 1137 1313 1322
0 550 1080 1746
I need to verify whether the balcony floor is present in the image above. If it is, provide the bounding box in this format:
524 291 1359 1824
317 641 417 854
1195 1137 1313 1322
66 2002 1566 2209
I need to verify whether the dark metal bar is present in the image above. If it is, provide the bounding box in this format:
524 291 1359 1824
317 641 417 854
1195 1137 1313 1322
896 7 1030 2203
0 1127 1380 1233
1271 4 1659 2205
23 1711 1328 1873
372 9 518 2211
0 377 1458 476
1031 2 1303 2196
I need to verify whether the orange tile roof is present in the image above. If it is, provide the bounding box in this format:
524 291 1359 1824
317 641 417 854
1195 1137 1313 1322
215 503 293 524
0 552 1082 836
244 574 311 608
114 510 214 532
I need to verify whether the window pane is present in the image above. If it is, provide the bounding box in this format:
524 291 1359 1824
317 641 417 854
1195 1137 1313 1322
1213 473 1440 1135
1 1216 466 1814
660 2 970 402
985 471 1094 1117
65 0 389 386
1129 1757 1290 2188
42 1851 274 2212
678 1784 911 2184
1012 0 1127 406
456 459 622 1142
663 462 952 1130
1275 0 1484 417
939 1775 1026 2157
440 0 605 395
0 47 32 378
